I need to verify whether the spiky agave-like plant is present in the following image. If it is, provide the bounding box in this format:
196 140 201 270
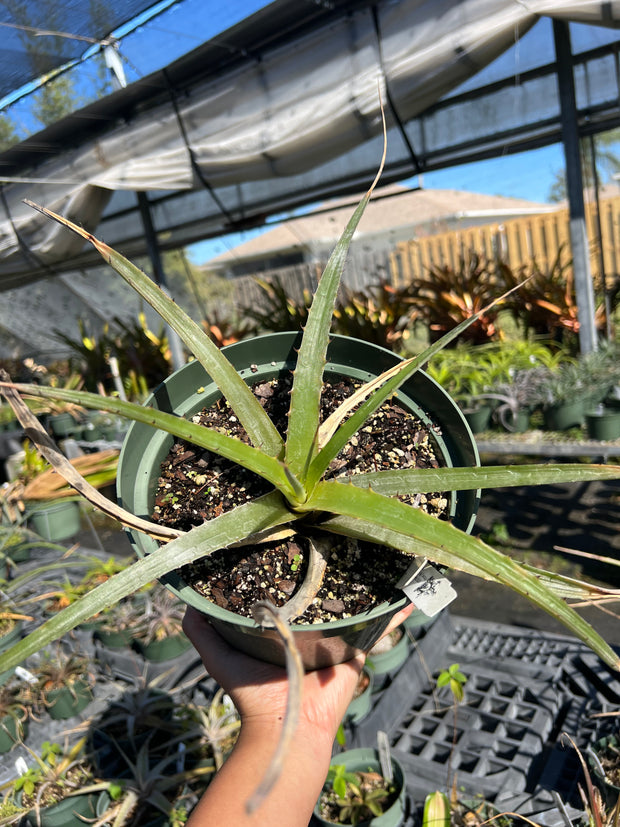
1 155 620 675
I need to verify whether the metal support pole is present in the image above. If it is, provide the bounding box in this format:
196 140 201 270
588 135 613 341
553 19 598 354
136 191 185 371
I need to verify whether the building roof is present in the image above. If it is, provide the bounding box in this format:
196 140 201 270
206 185 556 265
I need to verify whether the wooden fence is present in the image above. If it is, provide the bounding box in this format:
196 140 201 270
392 196 620 288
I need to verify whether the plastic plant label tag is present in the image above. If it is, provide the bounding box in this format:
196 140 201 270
397 561 457 617
15 757 28 776
15 666 37 684
377 730 393 782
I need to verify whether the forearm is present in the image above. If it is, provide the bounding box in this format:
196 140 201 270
186 719 333 826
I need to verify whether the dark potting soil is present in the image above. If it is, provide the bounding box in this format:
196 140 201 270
151 374 448 623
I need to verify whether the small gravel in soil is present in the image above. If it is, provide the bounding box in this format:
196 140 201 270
152 374 448 623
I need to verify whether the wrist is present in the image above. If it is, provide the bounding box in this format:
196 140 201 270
241 712 337 748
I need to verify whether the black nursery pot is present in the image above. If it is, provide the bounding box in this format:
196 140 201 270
117 332 479 669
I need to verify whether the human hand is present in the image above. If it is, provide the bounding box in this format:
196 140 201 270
183 604 414 826
183 602 413 740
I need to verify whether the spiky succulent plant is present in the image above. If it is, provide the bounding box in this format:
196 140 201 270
1 156 619 673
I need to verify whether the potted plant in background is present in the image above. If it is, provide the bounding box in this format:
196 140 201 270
478 367 550 433
0 442 118 543
428 355 495 435
178 688 241 772
93 740 196 827
427 340 565 435
0 602 31 685
34 649 94 720
94 594 147 650
567 345 620 440
585 405 620 441
130 585 192 662
534 361 587 432
0 737 110 827
314 747 407 826
0 677 30 753
39 555 129 616
0 523 36 566
0 153 618 701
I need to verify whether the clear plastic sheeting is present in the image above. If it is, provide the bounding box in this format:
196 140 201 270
1 0 620 290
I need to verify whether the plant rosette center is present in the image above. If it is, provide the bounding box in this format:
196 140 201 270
151 374 449 624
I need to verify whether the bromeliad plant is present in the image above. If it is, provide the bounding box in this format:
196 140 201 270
0 145 620 678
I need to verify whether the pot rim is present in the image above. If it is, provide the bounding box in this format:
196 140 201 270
117 331 479 635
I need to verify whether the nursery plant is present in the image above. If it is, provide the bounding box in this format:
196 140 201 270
331 279 417 353
0 678 30 753
0 142 620 683
94 594 147 647
178 687 241 771
0 736 110 826
406 252 504 345
34 649 94 719
315 751 405 826
94 741 199 826
38 555 129 614
422 790 514 827
128 584 192 661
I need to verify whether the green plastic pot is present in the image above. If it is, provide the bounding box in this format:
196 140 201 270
585 408 620 441
117 332 479 669
22 790 102 827
314 747 406 826
94 628 133 649
133 632 193 662
48 413 78 438
0 709 28 753
502 407 530 433
344 667 374 725
366 629 410 691
461 404 492 434
544 400 584 431
27 500 81 542
44 679 93 720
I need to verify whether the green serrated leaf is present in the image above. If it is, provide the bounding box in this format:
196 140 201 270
305 480 620 670
23 202 283 459
0 492 295 673
308 282 526 486
3 383 297 498
285 191 373 479
345 462 620 494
